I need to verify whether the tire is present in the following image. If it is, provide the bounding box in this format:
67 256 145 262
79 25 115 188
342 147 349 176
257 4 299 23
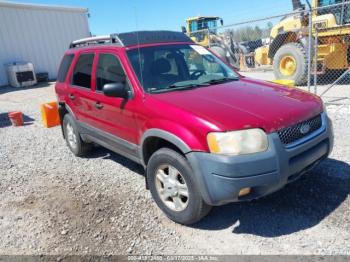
63 114 91 157
273 43 308 86
147 148 211 225
210 45 240 70
238 44 255 69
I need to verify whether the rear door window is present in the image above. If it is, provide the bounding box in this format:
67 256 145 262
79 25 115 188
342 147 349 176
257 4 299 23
71 53 94 89
57 54 74 83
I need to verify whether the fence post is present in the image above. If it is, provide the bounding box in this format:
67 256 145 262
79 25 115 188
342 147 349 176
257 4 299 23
307 8 313 92
314 27 318 95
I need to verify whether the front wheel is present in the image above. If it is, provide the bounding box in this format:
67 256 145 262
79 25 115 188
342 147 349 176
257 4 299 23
147 148 211 225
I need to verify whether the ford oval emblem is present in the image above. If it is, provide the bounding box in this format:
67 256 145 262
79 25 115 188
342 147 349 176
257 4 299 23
300 124 311 134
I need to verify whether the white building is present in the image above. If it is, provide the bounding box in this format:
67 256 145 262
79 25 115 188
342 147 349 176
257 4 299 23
0 1 90 86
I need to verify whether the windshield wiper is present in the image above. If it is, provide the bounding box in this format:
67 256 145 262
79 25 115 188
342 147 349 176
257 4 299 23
149 82 209 94
168 82 209 89
201 77 239 85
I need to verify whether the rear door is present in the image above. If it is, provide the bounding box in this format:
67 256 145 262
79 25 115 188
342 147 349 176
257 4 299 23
67 52 97 126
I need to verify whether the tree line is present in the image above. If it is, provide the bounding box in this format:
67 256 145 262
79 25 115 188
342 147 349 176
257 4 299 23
225 22 274 42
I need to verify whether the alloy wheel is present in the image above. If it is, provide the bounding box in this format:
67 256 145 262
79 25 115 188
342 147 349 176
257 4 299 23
155 164 189 212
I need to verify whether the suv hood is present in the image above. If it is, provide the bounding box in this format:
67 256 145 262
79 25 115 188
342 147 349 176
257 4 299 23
151 78 323 133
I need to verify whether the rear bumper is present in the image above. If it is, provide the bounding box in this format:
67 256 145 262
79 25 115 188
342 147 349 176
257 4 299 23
187 113 334 206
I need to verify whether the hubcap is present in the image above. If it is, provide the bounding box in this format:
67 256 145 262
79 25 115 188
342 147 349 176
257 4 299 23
155 165 189 212
279 55 297 76
66 122 77 149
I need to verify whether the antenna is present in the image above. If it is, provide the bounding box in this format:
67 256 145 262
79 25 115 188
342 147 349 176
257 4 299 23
134 7 144 91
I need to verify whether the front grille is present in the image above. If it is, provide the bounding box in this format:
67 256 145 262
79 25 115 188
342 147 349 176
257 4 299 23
277 114 322 145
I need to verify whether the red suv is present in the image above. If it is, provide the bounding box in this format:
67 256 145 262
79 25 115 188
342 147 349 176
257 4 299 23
55 31 333 224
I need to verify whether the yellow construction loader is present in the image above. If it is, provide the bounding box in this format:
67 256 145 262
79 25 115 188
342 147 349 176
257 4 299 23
254 0 350 85
182 16 241 69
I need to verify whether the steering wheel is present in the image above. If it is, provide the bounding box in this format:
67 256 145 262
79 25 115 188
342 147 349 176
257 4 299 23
190 70 206 79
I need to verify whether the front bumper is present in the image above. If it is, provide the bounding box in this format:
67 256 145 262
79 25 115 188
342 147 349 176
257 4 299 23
186 113 334 206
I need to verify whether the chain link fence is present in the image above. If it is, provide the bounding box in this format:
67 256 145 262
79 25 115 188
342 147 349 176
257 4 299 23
187 0 350 105
312 1 350 105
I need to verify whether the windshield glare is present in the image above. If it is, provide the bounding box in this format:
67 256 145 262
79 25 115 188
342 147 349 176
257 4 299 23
127 44 239 93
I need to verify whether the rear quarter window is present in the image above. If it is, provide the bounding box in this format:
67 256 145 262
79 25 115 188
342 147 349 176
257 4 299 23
57 54 74 83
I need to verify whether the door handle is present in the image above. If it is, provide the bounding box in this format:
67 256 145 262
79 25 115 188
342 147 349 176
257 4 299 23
94 102 103 109
68 94 75 100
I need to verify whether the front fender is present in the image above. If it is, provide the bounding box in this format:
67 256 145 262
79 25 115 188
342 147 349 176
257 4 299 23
140 123 210 200
140 119 207 152
141 128 192 155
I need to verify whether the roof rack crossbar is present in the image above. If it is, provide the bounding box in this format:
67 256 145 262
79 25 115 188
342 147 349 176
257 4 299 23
69 31 193 49
110 33 124 47
69 34 124 48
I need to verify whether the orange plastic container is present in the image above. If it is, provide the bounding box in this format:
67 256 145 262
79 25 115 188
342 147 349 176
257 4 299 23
8 111 23 126
40 102 60 128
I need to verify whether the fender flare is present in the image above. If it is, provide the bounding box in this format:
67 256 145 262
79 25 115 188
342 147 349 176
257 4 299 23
140 128 192 166
140 129 210 194
58 102 77 138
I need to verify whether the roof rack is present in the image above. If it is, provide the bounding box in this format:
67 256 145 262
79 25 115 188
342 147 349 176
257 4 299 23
69 34 124 48
69 31 193 49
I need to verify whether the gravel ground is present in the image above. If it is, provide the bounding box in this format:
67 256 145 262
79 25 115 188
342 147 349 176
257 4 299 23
0 83 349 255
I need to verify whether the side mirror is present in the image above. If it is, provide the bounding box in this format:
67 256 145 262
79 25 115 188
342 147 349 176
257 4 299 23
220 19 224 26
181 26 187 33
103 82 128 98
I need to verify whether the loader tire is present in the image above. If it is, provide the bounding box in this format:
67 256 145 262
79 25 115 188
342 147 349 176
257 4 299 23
239 45 255 69
273 43 308 86
210 45 240 70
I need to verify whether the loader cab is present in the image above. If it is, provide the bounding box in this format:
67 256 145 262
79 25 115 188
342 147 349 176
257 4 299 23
185 16 223 46
315 0 350 26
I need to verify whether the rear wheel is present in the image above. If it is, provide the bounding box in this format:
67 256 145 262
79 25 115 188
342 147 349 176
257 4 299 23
147 148 211 225
63 114 91 157
273 43 308 86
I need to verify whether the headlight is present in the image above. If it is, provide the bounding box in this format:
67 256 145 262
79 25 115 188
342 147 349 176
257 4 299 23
207 128 268 155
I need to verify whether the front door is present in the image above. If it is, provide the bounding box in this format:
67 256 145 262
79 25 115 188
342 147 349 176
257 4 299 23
89 51 138 148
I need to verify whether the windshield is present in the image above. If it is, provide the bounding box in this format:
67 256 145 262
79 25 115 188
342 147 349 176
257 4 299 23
190 19 217 32
127 44 239 93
